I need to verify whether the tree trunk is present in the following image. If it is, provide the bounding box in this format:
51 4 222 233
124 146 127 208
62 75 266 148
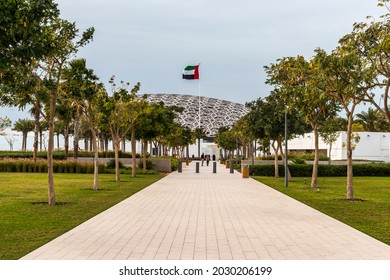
271 140 279 178
152 141 157 156
64 126 69 160
47 94 56 205
114 136 120 183
121 138 126 152
105 137 109 152
84 138 88 151
39 130 43 151
198 137 201 158
311 126 319 189
248 141 253 162
22 132 27 151
328 142 332 165
100 133 104 152
73 109 80 160
143 139 147 171
131 126 137 177
91 128 99 190
56 132 60 150
33 103 40 163
278 139 292 181
346 112 354 200
262 141 265 157
153 142 157 156
186 145 190 165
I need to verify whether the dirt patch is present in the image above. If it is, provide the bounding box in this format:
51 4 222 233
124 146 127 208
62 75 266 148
80 188 112 191
335 198 368 202
31 201 70 206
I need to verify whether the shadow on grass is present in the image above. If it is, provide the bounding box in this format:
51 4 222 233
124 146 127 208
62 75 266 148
334 198 368 202
31 202 71 206
79 188 113 191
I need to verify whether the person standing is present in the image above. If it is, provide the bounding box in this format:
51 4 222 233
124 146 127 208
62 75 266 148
206 154 210 166
201 153 205 166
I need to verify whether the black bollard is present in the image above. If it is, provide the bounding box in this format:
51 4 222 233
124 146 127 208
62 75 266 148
178 160 182 173
196 162 200 173
213 161 217 173
230 160 234 173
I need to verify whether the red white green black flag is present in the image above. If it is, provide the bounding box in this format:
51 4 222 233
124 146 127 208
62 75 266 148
182 65 199 80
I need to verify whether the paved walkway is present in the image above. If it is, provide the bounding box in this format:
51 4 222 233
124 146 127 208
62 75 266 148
22 162 390 260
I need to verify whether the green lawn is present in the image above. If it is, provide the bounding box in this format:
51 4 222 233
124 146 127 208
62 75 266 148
253 176 390 246
0 172 163 260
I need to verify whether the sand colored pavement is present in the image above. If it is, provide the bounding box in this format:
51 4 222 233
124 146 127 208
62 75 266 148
21 161 390 260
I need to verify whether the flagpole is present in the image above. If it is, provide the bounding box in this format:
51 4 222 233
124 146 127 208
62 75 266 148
198 63 201 129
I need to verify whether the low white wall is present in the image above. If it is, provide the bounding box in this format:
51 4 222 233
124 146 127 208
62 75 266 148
288 132 390 162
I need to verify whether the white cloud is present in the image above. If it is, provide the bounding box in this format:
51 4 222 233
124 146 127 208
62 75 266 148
3 0 385 123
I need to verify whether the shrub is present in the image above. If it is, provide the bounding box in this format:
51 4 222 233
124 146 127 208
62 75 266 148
55 162 62 173
37 162 47 173
291 158 306 165
353 164 390 176
106 159 124 169
0 150 140 159
138 159 154 170
289 153 329 161
260 155 282 160
169 157 179 171
250 165 279 176
249 164 390 177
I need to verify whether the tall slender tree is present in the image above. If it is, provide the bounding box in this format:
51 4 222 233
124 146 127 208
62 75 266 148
0 0 94 205
62 58 95 160
214 127 237 159
194 127 206 158
344 2 390 123
104 79 142 182
315 46 375 200
136 101 183 169
265 55 339 189
13 118 34 151
1 0 58 163
0 117 11 135
319 117 342 165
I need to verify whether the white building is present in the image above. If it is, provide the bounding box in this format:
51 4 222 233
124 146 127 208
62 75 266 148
288 131 390 162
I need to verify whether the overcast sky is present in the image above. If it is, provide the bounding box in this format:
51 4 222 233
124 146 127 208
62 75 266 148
1 0 385 122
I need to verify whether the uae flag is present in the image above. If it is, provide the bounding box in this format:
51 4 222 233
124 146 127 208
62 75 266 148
182 65 199 80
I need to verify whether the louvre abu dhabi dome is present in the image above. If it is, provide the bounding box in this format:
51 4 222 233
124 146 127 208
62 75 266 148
146 94 250 137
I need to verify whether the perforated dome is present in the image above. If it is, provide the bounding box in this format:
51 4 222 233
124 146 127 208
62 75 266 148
146 93 249 137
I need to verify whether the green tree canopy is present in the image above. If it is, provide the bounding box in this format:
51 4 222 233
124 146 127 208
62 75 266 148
0 116 11 135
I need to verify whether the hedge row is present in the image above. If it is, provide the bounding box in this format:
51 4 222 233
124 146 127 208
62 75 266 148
260 153 329 161
249 164 390 177
0 160 157 175
0 150 144 160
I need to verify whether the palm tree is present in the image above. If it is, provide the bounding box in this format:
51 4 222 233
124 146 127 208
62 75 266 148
38 120 49 152
13 119 35 151
355 108 382 132
62 58 89 160
55 102 73 158
193 127 206 158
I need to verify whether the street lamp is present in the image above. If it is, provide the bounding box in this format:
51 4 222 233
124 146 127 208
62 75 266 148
284 109 288 187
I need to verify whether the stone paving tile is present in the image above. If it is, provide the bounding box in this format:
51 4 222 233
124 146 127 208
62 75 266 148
21 161 390 260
